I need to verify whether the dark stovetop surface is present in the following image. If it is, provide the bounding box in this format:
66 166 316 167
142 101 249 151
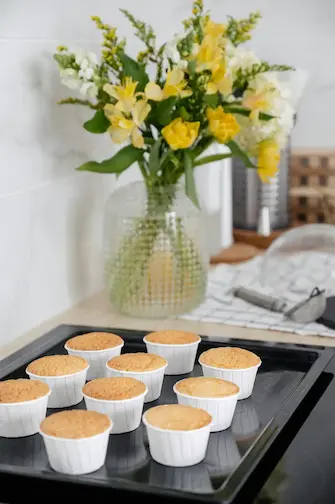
254 352 335 504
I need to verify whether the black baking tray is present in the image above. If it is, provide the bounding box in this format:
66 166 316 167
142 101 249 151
0 324 333 504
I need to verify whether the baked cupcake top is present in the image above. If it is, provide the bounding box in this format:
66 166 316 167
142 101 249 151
40 410 111 439
27 355 88 377
145 330 200 345
175 377 239 398
199 347 261 369
0 379 50 403
66 332 123 351
145 404 212 431
107 353 167 372
83 377 146 400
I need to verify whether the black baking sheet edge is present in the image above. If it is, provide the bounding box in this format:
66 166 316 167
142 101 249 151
0 324 333 504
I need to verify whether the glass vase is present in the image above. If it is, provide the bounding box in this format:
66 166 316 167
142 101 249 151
103 181 209 318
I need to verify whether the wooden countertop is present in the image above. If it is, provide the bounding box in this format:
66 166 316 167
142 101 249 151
3 290 335 360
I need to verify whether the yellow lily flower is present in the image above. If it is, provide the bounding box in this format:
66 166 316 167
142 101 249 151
104 99 151 149
145 68 192 102
207 106 240 143
162 117 200 150
103 77 139 114
204 19 226 38
206 64 232 96
257 140 280 182
195 35 223 72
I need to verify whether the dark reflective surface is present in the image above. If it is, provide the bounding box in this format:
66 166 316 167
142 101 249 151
0 326 325 501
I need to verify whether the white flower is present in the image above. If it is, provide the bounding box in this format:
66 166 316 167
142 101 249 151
60 68 80 90
226 44 260 80
78 65 94 80
80 82 98 99
164 33 184 63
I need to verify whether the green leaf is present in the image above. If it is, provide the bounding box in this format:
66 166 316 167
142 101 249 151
187 60 197 76
179 106 191 120
83 109 110 134
193 153 232 167
76 145 143 174
148 138 162 175
223 105 274 121
119 53 149 92
203 94 219 109
184 151 200 209
154 97 177 126
226 140 256 168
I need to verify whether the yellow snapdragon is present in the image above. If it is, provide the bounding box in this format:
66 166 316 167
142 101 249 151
257 139 280 182
104 77 140 114
207 106 240 143
145 68 192 102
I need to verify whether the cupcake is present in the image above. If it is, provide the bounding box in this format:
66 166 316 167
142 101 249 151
83 377 147 434
40 410 112 475
0 379 51 438
144 330 200 375
143 404 211 467
174 377 239 432
199 347 261 400
65 332 124 380
26 355 89 408
106 353 167 403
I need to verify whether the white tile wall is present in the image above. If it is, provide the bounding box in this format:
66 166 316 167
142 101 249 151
1 0 334 343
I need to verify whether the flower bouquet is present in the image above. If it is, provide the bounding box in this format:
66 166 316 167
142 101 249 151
54 0 295 316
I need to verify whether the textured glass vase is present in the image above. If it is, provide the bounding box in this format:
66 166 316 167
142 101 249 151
103 181 209 318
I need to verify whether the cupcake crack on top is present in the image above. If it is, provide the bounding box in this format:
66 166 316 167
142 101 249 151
200 347 260 369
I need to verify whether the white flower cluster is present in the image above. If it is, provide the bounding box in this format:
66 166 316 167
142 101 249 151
238 72 295 154
226 43 260 81
164 34 188 70
60 49 99 99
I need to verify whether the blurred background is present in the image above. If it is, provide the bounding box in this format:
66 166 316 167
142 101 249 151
1 0 334 342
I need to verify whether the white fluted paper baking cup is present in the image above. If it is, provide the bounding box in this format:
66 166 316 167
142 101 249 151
199 361 261 400
106 364 166 403
65 342 124 381
143 337 200 375
83 386 147 434
0 390 51 438
40 421 112 475
26 367 89 408
173 383 239 432
142 411 211 467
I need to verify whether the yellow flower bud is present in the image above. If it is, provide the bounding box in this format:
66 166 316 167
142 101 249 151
206 106 240 143
162 118 200 150
257 140 280 183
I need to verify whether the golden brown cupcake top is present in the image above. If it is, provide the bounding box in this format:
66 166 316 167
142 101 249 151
83 377 146 401
66 332 123 351
145 330 200 345
40 410 111 439
0 379 50 403
199 347 261 369
27 355 88 377
107 352 167 372
175 377 239 398
145 404 212 431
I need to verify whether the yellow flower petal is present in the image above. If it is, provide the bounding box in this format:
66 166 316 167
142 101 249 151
204 20 226 38
207 106 240 143
104 103 117 121
180 89 193 98
257 140 280 183
132 99 151 125
103 83 119 100
166 68 184 86
162 117 200 150
108 125 132 144
206 82 218 95
145 82 164 101
131 127 144 148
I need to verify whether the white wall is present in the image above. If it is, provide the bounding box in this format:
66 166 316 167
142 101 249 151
1 0 334 343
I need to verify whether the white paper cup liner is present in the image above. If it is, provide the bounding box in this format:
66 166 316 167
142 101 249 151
26 367 89 408
106 364 166 403
143 411 211 467
199 361 261 400
65 343 124 381
0 391 51 438
143 337 200 375
40 422 112 475
174 384 239 432
83 387 147 434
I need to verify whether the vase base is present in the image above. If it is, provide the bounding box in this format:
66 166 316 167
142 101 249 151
210 243 259 264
